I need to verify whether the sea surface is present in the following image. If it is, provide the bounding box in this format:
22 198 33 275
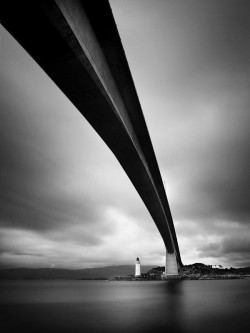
0 279 250 333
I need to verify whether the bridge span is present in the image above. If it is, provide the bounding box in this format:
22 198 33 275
0 0 182 275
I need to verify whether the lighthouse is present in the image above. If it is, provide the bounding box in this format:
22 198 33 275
135 257 141 277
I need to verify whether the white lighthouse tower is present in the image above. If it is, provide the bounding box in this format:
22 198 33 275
135 257 141 277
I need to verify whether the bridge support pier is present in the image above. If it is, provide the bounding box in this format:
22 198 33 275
162 252 180 280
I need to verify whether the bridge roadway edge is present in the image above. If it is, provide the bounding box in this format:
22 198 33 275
0 0 183 268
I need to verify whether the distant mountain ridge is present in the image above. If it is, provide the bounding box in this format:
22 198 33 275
0 265 155 280
1 264 250 280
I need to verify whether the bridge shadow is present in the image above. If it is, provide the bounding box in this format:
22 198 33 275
109 280 186 333
102 280 186 333
156 280 185 333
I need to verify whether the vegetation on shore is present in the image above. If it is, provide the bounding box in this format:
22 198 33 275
179 263 250 280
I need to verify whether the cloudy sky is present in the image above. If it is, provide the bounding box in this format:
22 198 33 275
0 0 250 269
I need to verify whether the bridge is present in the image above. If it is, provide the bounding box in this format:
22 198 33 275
0 0 182 275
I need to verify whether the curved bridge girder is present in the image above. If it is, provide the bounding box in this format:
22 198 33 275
0 0 182 266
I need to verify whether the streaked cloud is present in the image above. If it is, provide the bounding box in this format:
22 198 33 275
0 0 250 268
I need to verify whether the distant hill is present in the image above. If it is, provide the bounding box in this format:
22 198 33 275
1 264 249 280
0 265 154 280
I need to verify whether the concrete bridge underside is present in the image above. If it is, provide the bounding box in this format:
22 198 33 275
0 0 182 274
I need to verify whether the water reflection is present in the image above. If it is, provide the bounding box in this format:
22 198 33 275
161 281 185 332
0 280 186 332
86 281 185 333
1 280 250 333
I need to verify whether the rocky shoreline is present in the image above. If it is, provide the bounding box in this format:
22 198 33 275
180 274 250 280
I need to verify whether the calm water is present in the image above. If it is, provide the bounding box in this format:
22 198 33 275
0 279 250 333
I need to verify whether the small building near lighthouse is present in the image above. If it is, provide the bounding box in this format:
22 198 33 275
135 257 141 277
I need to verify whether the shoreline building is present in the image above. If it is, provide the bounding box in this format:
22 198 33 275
135 257 141 277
